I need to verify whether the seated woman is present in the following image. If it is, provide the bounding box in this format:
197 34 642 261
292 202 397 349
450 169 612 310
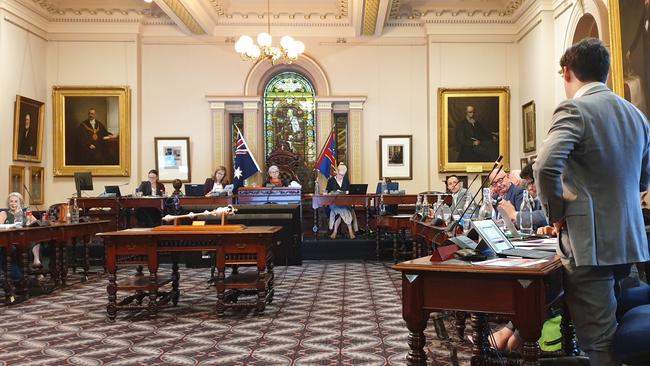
135 169 165 227
265 165 288 187
203 166 231 195
326 163 358 240
1 192 39 267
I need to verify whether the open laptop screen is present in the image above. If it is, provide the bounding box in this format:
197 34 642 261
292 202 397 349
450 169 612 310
471 219 513 253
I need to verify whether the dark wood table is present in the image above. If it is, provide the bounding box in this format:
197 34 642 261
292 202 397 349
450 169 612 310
98 226 281 319
393 255 564 366
310 194 375 238
375 214 414 261
0 220 110 303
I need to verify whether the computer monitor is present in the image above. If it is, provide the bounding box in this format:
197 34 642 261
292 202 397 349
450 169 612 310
74 172 93 198
348 184 368 195
375 182 399 194
104 185 121 198
185 184 206 197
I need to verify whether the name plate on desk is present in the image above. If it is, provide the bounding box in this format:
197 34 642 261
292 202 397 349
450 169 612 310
237 187 301 204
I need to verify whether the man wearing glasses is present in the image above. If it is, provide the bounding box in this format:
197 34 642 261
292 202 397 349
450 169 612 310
535 38 650 365
488 169 524 215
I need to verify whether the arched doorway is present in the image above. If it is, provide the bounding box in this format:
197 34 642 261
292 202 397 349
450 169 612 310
573 13 599 44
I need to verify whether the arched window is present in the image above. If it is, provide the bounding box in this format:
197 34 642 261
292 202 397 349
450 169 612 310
263 72 317 191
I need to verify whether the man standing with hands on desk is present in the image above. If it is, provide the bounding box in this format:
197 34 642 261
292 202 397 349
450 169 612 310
535 38 650 366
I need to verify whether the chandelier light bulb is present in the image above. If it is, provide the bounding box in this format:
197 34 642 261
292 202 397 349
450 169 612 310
257 32 272 47
286 49 299 59
246 44 261 58
294 40 305 54
280 36 294 50
234 39 247 54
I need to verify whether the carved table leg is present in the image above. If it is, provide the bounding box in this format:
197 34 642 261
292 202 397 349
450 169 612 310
171 260 179 306
521 339 541 366
107 272 117 320
3 247 16 303
561 302 579 356
147 270 158 317
393 232 399 263
470 313 488 366
256 267 266 314
455 311 468 339
83 235 91 281
50 242 60 287
21 249 29 300
376 227 381 261
61 240 70 286
406 315 430 366
267 251 275 304
216 266 226 316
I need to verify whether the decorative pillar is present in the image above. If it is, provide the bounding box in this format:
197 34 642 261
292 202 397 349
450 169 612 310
209 101 226 169
316 101 333 191
243 100 263 186
349 101 364 183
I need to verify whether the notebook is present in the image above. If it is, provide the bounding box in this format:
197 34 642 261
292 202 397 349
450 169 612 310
104 185 122 198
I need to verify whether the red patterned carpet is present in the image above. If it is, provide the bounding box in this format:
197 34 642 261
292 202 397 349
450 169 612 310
0 261 474 365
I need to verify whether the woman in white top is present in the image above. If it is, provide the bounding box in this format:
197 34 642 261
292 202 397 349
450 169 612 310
326 163 358 239
203 166 231 196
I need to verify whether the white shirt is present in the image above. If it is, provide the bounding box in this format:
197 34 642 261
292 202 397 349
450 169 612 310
573 82 604 99
211 182 223 192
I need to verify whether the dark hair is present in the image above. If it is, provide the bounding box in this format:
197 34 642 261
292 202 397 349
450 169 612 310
446 175 459 184
520 162 534 181
560 38 610 83
148 169 159 177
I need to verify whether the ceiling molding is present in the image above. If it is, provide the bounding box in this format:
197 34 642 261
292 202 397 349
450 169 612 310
208 0 350 20
159 0 206 34
361 0 380 35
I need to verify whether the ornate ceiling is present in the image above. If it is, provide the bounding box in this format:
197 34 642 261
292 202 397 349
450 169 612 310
17 0 531 36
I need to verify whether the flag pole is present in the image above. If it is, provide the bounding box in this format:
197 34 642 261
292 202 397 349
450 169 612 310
234 125 261 172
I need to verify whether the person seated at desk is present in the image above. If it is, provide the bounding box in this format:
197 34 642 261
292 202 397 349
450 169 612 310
499 162 548 230
135 169 165 227
0 192 40 268
203 165 231 196
265 165 288 187
446 175 468 209
326 163 358 240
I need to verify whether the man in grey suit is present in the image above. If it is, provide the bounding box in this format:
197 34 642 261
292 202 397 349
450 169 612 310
535 38 650 365
446 175 468 209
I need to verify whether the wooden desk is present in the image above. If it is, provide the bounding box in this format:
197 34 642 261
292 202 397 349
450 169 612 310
310 194 374 238
375 214 414 261
178 196 233 208
393 255 564 366
98 226 281 319
0 221 109 303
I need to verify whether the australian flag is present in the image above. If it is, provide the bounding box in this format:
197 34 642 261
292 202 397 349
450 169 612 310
232 129 261 192
315 130 337 177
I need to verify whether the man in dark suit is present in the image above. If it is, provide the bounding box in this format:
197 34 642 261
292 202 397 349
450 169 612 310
17 113 37 156
75 108 114 165
535 38 650 365
455 106 498 162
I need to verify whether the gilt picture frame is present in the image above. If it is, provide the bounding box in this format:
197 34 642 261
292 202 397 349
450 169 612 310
13 95 45 163
522 101 536 153
29 166 44 205
438 87 510 173
52 86 131 176
154 137 191 183
609 0 650 117
9 165 25 196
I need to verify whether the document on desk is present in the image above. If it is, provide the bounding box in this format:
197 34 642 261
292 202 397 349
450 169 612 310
512 238 557 252
477 258 549 267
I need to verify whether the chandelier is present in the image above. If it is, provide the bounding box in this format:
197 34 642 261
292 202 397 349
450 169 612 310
234 0 305 65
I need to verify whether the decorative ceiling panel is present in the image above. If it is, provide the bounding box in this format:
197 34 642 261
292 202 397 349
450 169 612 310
388 0 527 20
27 0 165 18
209 0 350 20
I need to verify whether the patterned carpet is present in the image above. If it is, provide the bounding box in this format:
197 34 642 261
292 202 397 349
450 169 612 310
0 261 473 365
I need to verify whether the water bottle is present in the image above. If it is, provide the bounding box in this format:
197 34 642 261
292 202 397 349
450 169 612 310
415 195 422 215
421 195 429 220
478 188 495 220
438 199 452 225
381 179 388 194
70 198 80 224
461 196 474 232
13 206 24 228
379 194 386 215
314 178 321 195
519 190 534 234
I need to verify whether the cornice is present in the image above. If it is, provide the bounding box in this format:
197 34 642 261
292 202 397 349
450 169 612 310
209 0 350 19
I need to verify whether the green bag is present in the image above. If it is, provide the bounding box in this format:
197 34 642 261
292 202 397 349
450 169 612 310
538 315 562 352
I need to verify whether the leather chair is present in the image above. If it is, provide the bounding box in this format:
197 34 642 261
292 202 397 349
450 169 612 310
614 284 650 364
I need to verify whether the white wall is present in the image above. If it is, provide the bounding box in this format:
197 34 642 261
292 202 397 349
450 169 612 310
0 9 47 206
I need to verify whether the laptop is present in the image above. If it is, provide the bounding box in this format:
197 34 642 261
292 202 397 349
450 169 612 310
185 184 206 197
104 185 121 197
470 219 553 259
375 182 399 194
497 207 549 241
348 184 368 195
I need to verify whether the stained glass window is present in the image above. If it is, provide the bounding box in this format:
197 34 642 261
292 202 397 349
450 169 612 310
263 72 316 191
229 113 244 171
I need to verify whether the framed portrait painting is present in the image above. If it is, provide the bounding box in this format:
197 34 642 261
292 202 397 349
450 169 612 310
438 87 510 172
609 0 649 117
13 95 45 163
379 135 412 180
52 86 131 176
29 166 44 205
9 165 25 196
154 137 191 183
522 101 536 153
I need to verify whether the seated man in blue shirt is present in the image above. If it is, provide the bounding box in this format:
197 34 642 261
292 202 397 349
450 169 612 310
498 162 548 229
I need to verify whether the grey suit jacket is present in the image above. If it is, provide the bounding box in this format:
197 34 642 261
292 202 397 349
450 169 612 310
534 84 650 266
451 188 469 210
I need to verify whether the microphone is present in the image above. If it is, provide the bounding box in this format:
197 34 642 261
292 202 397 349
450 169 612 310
22 183 42 213
446 156 503 234
265 185 276 204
